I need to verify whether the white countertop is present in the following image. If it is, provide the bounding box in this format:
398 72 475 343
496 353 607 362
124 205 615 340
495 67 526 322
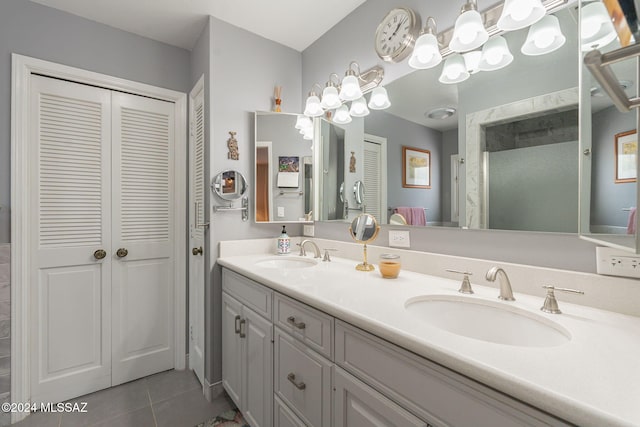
218 252 640 427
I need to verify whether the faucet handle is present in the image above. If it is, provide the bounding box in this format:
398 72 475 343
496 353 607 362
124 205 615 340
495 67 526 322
296 243 306 257
446 269 474 294
541 285 584 314
322 249 337 262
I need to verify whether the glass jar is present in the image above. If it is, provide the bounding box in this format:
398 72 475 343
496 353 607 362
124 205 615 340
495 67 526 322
379 253 401 279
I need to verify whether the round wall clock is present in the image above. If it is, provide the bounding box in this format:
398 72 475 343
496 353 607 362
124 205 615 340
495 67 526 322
374 8 421 63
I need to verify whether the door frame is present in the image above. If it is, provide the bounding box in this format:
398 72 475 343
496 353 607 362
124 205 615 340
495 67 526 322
11 54 187 422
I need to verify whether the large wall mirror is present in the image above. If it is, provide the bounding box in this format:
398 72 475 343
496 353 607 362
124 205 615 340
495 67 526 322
254 112 314 223
580 0 639 252
316 5 581 233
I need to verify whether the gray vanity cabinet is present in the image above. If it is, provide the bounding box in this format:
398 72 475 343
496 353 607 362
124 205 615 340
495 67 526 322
221 270 273 427
334 367 427 427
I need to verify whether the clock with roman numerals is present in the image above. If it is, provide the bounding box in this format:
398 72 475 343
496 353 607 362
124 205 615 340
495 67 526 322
374 8 420 63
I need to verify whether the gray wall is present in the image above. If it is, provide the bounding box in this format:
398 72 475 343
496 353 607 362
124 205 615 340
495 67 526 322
365 110 443 222
208 16 302 383
256 114 312 221
0 0 193 243
302 1 602 273
591 106 637 228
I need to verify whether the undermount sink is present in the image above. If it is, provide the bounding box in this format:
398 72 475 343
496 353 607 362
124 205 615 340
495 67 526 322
405 295 570 348
255 257 318 269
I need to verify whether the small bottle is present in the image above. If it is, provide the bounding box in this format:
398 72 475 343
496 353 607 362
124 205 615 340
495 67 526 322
277 226 290 255
379 253 401 279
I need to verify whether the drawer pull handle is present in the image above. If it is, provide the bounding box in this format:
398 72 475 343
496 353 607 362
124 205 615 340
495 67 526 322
287 373 306 390
239 318 246 338
286 316 306 330
234 315 241 334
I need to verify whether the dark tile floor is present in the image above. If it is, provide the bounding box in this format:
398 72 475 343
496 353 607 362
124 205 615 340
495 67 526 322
13 370 234 427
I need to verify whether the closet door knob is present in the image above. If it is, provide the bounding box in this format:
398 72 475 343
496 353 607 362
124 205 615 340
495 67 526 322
116 248 128 258
192 247 203 256
93 249 107 260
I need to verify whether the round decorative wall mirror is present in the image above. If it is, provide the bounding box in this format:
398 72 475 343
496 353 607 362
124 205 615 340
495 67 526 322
211 170 248 201
349 213 380 271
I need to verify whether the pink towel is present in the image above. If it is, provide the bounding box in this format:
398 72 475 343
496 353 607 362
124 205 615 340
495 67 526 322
627 207 637 234
394 207 426 226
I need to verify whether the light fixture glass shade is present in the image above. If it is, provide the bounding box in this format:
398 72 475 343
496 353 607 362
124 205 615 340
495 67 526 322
295 115 312 130
439 54 470 84
339 74 363 101
409 33 443 69
449 8 489 52
333 105 352 124
320 85 341 109
581 1 618 51
302 126 314 140
521 15 566 56
496 0 546 31
303 94 324 117
349 97 370 117
479 36 513 71
368 87 391 110
463 50 482 74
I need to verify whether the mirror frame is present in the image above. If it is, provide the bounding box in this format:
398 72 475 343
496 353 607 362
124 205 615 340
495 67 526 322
211 169 248 201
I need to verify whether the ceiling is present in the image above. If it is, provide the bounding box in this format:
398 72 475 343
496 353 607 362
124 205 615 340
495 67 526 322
29 0 367 51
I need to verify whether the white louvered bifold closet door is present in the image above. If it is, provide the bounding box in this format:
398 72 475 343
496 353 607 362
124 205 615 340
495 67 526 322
30 76 113 404
188 81 206 385
111 92 175 386
363 141 382 223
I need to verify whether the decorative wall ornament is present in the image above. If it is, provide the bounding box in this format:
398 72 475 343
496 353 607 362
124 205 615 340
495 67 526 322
274 86 282 112
227 131 239 160
350 151 356 173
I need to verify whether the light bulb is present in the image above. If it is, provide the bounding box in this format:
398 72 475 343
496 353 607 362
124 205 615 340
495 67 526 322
349 97 370 117
303 94 323 117
534 32 555 49
368 87 391 109
321 86 341 109
333 105 352 124
439 54 470 84
339 74 362 101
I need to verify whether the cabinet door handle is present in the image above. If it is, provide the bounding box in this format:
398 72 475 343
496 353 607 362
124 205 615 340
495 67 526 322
286 316 306 330
287 373 306 390
116 248 128 258
93 249 107 260
234 315 241 334
239 318 246 338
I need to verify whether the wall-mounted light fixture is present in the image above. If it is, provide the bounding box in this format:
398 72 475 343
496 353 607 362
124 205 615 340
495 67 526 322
302 61 390 122
521 14 566 56
450 0 490 52
407 0 570 84
580 1 617 52
409 17 443 69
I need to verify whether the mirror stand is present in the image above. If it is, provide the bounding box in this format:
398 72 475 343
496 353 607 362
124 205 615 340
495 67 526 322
212 196 249 222
356 243 375 271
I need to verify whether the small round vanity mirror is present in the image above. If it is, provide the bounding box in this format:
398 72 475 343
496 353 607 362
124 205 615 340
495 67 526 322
353 180 365 205
349 213 380 271
211 170 248 201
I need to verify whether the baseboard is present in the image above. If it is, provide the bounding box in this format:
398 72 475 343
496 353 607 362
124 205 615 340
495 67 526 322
203 379 224 402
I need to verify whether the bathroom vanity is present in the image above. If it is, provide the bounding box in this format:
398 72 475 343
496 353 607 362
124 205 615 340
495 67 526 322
218 238 640 427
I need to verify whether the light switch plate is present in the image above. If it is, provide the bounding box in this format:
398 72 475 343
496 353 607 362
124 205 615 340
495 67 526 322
277 206 285 217
596 246 640 278
303 225 315 237
389 230 410 248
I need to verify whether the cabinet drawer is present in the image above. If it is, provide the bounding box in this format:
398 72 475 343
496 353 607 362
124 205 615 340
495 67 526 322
274 328 331 427
335 321 571 427
222 268 272 319
334 367 427 427
274 395 307 427
274 293 333 359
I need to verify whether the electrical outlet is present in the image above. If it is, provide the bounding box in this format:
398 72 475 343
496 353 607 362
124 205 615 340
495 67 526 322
389 230 410 248
303 225 315 237
596 246 640 278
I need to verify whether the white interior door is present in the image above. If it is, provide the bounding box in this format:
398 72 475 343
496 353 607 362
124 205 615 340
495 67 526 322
363 137 387 223
111 92 175 386
188 78 206 385
30 76 113 403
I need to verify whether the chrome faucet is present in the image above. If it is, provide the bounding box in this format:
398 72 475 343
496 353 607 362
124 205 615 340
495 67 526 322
485 267 515 301
297 239 322 258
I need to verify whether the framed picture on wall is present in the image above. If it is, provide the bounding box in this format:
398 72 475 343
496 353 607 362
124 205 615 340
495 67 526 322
615 130 637 183
402 146 431 188
279 156 299 172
